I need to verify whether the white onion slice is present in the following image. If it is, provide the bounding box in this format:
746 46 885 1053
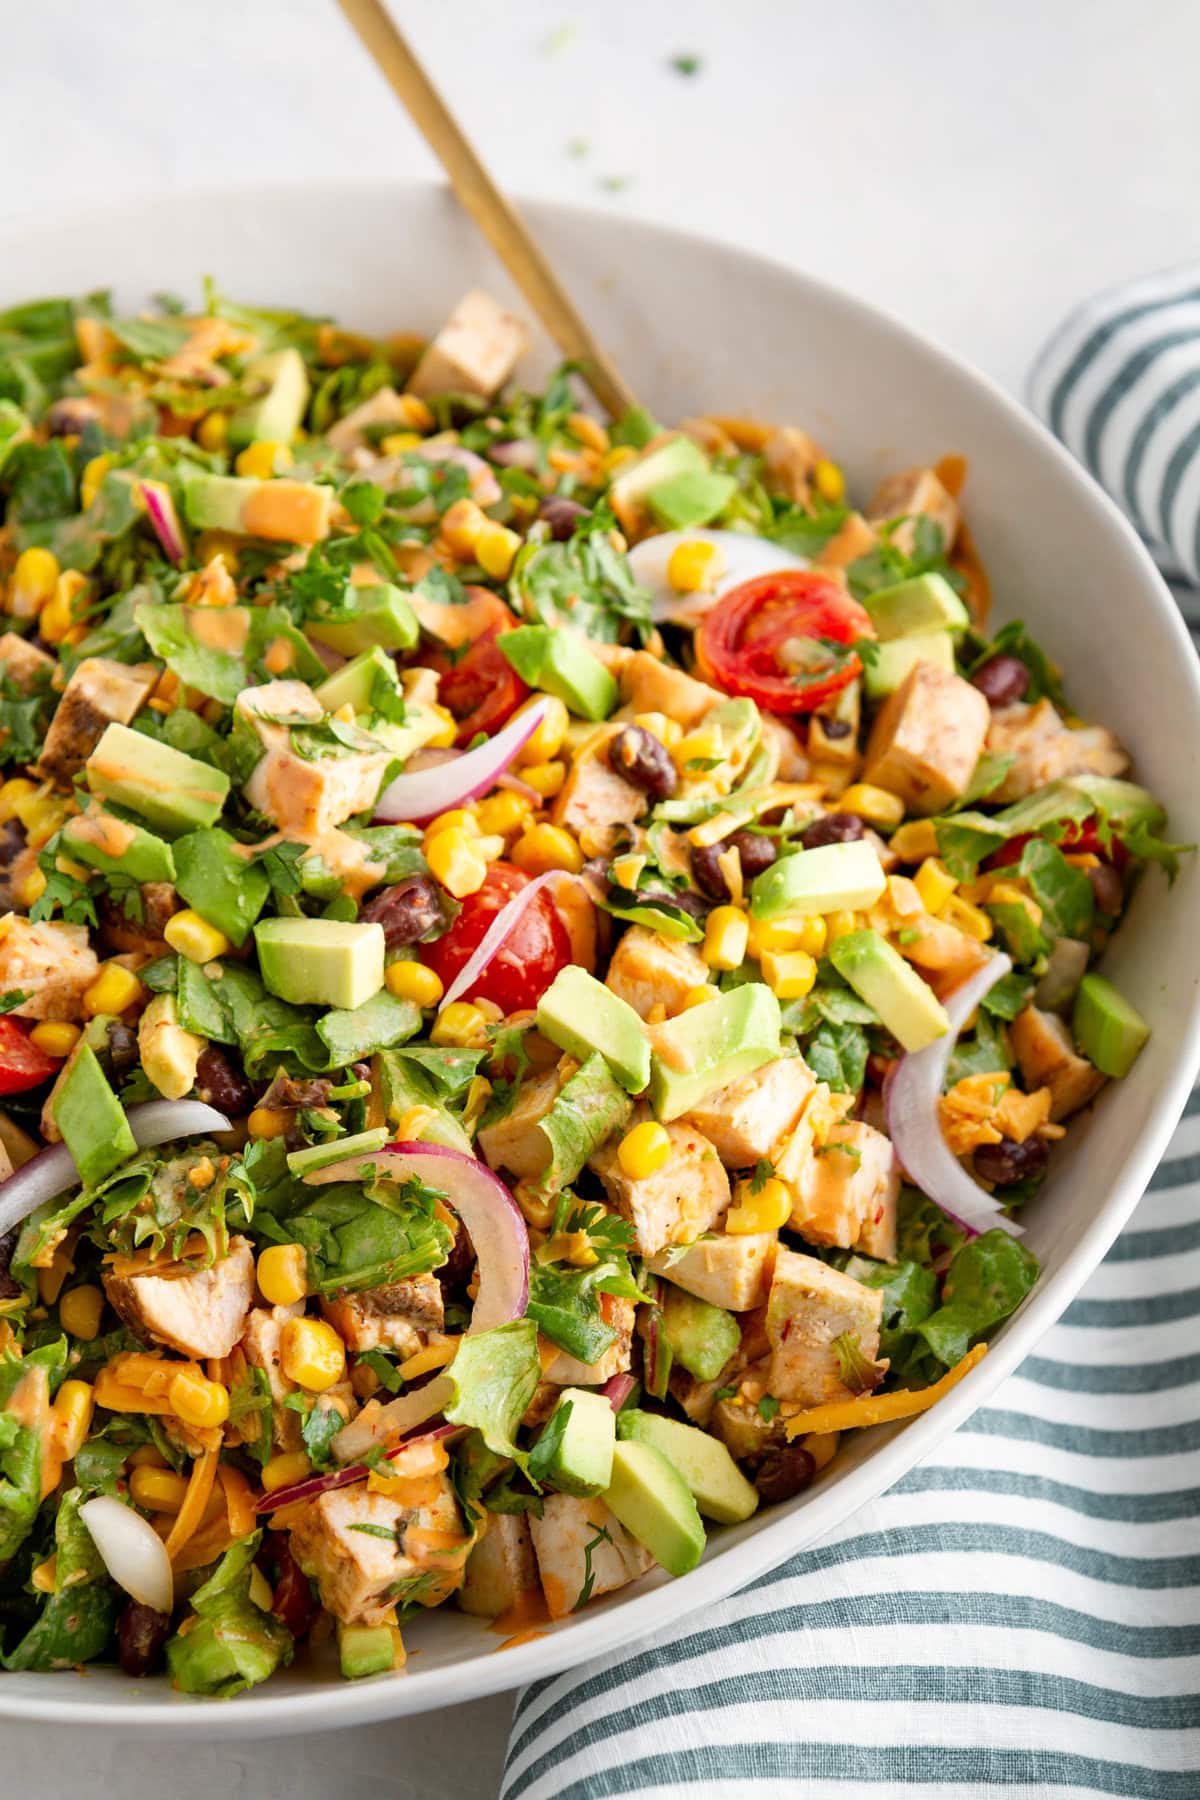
0 1100 232 1241
884 952 1024 1239
437 869 565 1013
373 697 552 825
79 1495 173 1613
139 480 187 565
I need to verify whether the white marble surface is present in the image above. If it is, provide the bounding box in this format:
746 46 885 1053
2 0 1197 1792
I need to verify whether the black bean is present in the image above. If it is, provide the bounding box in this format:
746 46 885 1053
801 811 865 850
690 842 731 901
973 1134 1050 1187
359 875 444 948
816 716 852 741
0 1228 20 1302
1087 860 1124 916
754 1444 816 1505
971 654 1030 708
538 496 590 541
105 1021 139 1080
195 1045 255 1117
608 726 677 801
730 831 777 879
691 830 777 903
116 1600 171 1678
44 397 101 438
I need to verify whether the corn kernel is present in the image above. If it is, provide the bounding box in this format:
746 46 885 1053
52 1379 95 1458
196 411 229 452
426 704 460 749
257 1243 309 1308
748 914 827 958
681 984 718 1010
187 1156 215 1189
31 1558 57 1593
726 1175 791 1234
130 1465 190 1513
667 538 725 595
942 893 994 941
426 825 488 897
17 865 47 908
824 909 861 945
394 1103 438 1141
59 1285 104 1341
914 857 958 915
840 783 905 831
247 1107 290 1141
521 759 566 798
128 1444 168 1470
632 711 683 749
378 430 423 455
0 778 38 824
567 411 610 453
600 445 637 478
162 907 231 965
703 905 749 971
511 823 583 876
440 498 488 560
513 693 569 766
431 1001 489 1049
169 1368 231 1428
262 1450 312 1494
235 440 293 479
385 960 444 1007
29 1021 80 1059
813 459 845 504
474 792 530 839
82 961 145 1018
280 1317 346 1392
80 454 112 510
475 522 522 581
39 572 90 646
8 548 59 619
424 808 478 843
617 1121 671 1181
761 948 818 1000
891 819 939 862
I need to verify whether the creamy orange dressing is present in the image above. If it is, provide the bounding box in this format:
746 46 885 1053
69 807 136 858
934 452 968 498
490 1588 552 1636
495 1629 550 1652
187 606 250 654
262 635 295 676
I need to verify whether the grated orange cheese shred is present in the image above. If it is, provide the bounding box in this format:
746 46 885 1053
165 1446 219 1562
784 1343 988 1439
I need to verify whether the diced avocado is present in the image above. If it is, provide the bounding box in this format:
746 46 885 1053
751 841 887 920
287 1127 391 1178
609 434 708 515
617 1410 759 1525
60 810 176 884
229 348 310 448
337 1623 397 1681
306 584 420 657
1072 973 1149 1078
647 469 737 531
182 472 332 545
499 626 617 722
660 1285 741 1382
254 917 385 1010
314 645 402 717
613 404 661 449
602 1438 706 1577
173 828 270 947
85 723 230 837
366 702 446 766
864 630 956 699
828 928 950 1052
536 1387 616 1498
536 965 651 1093
649 983 781 1121
51 1044 137 1187
863 572 969 642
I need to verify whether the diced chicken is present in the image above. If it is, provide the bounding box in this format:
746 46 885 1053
406 289 530 401
551 722 646 855
1010 1004 1106 1121
710 1368 785 1461
618 651 724 734
0 918 99 1022
476 1066 564 1180
325 387 417 455
773 1081 857 1206
867 466 960 555
590 1113 729 1257
37 658 158 784
762 427 821 504
863 663 989 816
0 631 53 692
787 1119 899 1259
604 924 708 1021
529 1493 653 1620
684 1055 815 1169
985 699 1129 804
541 1295 635 1387
765 1247 884 1407
104 1236 255 1362
241 1302 305 1450
322 1274 445 1357
815 512 878 570
238 680 393 835
458 1512 539 1618
289 1473 467 1626
645 1231 777 1313
760 714 810 782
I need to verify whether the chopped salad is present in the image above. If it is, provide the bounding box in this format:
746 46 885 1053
0 284 1175 1694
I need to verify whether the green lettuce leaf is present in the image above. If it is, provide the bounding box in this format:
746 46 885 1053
166 1531 293 1697
443 1320 542 1461
135 601 326 704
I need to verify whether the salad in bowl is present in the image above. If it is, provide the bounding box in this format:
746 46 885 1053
0 283 1176 1695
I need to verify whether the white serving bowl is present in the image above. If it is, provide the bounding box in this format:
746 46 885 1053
2 182 1197 1734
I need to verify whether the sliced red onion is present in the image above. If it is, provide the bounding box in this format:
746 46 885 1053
601 1373 636 1413
385 443 502 521
255 1423 458 1512
884 953 1023 1239
373 697 551 825
80 1495 173 1613
0 1100 232 1241
139 480 187 564
497 769 541 805
489 439 539 471
437 868 564 1012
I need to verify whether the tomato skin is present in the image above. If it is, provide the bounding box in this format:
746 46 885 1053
0 1017 59 1095
421 863 571 1014
985 817 1128 873
695 570 874 715
421 590 529 746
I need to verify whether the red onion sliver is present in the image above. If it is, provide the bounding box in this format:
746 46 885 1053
139 480 187 564
602 1373 636 1413
497 769 542 805
255 1423 459 1512
437 869 565 1013
373 697 552 825
884 953 1022 1239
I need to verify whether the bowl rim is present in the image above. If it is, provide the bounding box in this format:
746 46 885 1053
2 177 1198 1734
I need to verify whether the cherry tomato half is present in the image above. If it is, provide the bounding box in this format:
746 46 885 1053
421 590 529 747
421 863 571 1014
0 1017 60 1096
695 570 874 715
